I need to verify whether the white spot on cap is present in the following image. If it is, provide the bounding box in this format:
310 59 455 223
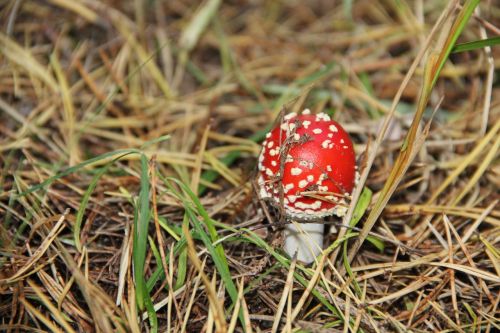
340 139 344 144
343 145 348 149
269 148 278 156
327 165 332 172
286 155 294 163
329 124 338 132
284 112 297 120
298 180 308 188
322 140 331 148
316 113 331 122
271 160 277 167
293 133 300 140
265 168 274 176
291 167 302 176
302 109 311 115
280 123 288 131
267 141 274 148
307 175 314 182
303 120 311 129
288 195 297 203
284 183 294 192
299 161 308 167
312 128 322 134
289 123 296 131
295 200 322 210
328 133 333 138
318 185 329 192
266 132 271 138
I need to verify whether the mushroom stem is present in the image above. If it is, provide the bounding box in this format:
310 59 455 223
283 221 324 264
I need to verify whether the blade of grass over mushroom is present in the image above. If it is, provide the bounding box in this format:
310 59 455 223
345 0 481 267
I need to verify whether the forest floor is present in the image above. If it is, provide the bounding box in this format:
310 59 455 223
0 0 499 332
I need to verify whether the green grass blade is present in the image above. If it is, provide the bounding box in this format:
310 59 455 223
133 154 151 312
349 187 372 227
430 0 481 87
452 36 500 53
74 163 113 252
17 149 140 197
174 215 189 290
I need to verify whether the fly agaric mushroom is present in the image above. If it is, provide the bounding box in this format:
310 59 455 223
258 109 356 263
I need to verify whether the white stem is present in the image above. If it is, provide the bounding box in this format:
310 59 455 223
284 222 324 264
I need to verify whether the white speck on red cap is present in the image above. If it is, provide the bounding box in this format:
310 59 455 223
313 128 322 134
303 120 311 129
298 180 308 188
291 167 302 176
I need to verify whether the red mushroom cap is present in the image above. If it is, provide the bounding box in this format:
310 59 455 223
258 110 357 219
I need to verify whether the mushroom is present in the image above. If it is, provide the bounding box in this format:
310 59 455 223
257 110 356 264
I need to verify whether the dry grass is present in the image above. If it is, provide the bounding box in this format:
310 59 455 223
1 0 499 332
